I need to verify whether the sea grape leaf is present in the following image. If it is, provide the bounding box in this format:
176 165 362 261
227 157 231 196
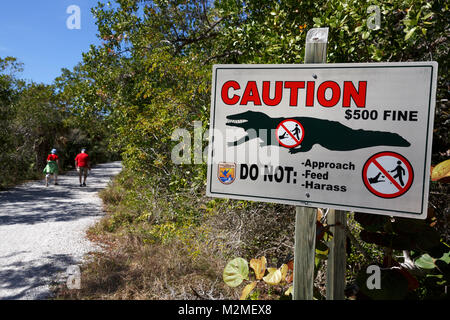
405 27 417 40
439 252 450 264
240 281 257 300
263 268 282 285
284 286 293 296
280 264 288 281
287 260 294 271
414 254 435 269
431 159 450 181
315 240 330 260
250 256 266 280
223 258 249 287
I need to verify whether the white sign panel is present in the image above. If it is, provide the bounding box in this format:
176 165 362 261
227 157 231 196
206 62 438 219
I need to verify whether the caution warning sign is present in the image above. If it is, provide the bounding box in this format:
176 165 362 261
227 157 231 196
206 62 438 219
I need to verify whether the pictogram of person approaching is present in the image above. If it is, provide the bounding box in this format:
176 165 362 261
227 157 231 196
390 160 406 186
292 124 302 141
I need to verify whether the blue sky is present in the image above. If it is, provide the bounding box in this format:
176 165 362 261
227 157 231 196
0 1 102 84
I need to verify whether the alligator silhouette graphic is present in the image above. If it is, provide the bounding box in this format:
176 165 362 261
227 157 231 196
226 111 410 154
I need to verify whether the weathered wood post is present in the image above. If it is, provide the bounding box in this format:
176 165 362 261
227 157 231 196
293 27 328 300
326 209 347 300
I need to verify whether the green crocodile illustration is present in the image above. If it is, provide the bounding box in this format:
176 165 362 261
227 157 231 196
226 111 410 154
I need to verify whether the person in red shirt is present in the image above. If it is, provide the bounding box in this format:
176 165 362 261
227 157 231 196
75 148 91 187
43 148 60 187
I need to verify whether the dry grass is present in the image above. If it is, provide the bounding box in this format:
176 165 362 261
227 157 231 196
204 202 296 264
53 198 299 300
54 229 236 300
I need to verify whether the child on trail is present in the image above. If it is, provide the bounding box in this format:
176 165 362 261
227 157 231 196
43 149 60 187
75 148 91 187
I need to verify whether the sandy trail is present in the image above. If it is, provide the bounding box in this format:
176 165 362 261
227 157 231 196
0 161 122 299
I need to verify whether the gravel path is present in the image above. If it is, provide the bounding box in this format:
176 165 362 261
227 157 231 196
0 161 122 300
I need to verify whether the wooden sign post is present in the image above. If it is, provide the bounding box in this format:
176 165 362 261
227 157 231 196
293 28 347 301
326 209 347 300
293 206 317 300
293 27 329 300
292 28 348 300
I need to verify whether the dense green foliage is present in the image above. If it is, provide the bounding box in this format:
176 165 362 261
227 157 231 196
0 58 117 189
0 57 64 186
0 57 24 185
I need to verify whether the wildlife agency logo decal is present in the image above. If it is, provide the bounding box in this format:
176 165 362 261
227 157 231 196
362 151 414 198
218 162 236 184
276 119 305 148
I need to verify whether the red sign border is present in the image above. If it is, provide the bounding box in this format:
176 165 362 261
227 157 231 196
362 151 414 199
275 119 305 149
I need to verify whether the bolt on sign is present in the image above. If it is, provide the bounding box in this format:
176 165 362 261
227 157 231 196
206 62 438 219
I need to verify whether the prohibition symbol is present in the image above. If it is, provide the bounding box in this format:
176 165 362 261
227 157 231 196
276 119 305 148
362 151 414 199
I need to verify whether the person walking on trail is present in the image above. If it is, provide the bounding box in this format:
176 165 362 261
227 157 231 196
43 149 60 187
75 148 91 187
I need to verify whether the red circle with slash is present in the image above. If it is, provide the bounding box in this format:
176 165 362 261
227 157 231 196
276 119 305 148
362 151 414 199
